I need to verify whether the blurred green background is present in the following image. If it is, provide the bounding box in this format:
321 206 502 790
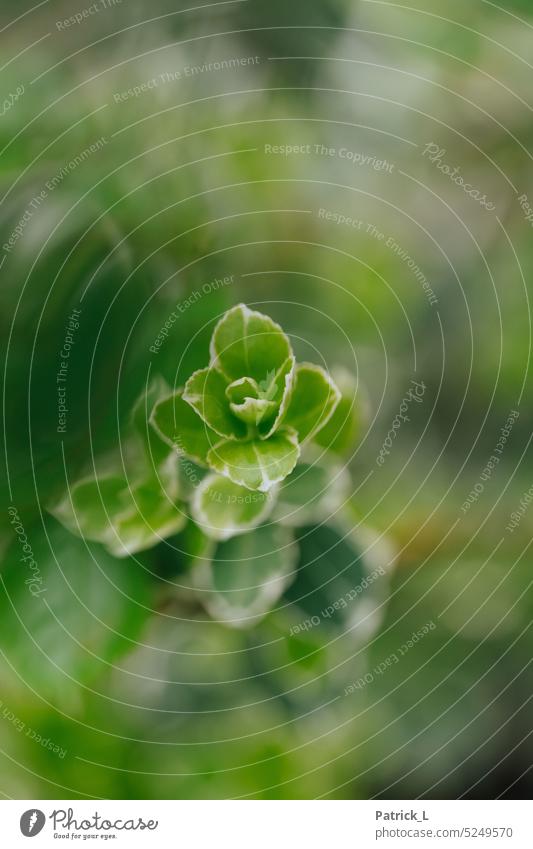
0 0 532 799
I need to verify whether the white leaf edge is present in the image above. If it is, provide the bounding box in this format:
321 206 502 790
190 472 278 541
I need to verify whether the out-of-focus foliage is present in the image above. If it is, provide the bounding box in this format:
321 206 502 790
1 0 532 800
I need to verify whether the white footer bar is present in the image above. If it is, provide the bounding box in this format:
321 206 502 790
0 800 529 848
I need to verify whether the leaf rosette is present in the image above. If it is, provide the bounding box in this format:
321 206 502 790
151 304 342 496
46 303 384 632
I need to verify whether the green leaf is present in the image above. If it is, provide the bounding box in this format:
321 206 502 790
314 368 368 455
195 524 298 627
274 453 351 527
226 376 277 425
191 473 275 541
150 388 219 466
50 378 189 558
131 375 172 468
282 363 341 442
108 481 186 557
258 355 295 439
286 519 393 636
132 374 169 442
173 517 214 570
183 367 246 439
226 376 261 404
207 429 300 492
50 473 186 558
50 476 126 541
210 303 293 383
229 396 278 426
176 456 208 502
0 517 151 704
225 358 296 435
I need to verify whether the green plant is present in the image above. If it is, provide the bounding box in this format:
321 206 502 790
152 303 341 490
51 304 386 627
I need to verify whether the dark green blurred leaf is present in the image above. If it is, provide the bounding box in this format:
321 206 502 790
0 517 152 705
